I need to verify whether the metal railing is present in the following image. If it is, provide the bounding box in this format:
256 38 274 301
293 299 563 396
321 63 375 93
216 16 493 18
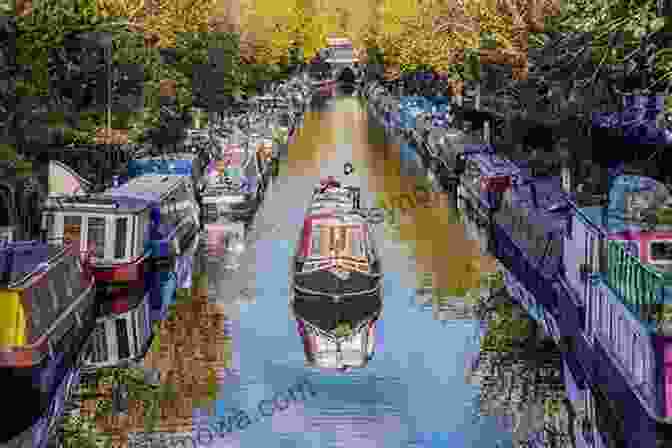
605 240 672 327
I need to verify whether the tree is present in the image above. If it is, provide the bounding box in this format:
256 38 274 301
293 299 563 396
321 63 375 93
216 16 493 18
244 0 333 66
361 0 562 81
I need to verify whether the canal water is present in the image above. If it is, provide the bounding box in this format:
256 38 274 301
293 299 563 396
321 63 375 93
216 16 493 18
82 95 572 448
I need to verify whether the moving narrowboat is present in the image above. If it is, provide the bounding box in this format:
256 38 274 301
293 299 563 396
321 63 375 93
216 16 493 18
0 241 96 443
41 174 200 311
290 211 382 305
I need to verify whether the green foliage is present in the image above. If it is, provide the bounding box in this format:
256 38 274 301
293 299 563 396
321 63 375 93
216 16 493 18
334 321 353 338
15 0 127 97
150 322 161 354
61 413 111 448
538 0 671 86
480 302 532 353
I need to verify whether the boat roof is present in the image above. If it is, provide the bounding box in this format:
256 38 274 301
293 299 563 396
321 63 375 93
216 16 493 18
303 212 368 233
104 174 187 200
128 156 197 177
44 175 187 213
464 152 520 177
135 153 199 160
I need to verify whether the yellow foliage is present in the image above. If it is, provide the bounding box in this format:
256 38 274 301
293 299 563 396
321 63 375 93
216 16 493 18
97 0 144 21
358 0 552 78
140 0 218 47
245 0 334 65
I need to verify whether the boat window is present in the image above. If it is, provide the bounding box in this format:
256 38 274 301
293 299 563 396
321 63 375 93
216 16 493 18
650 241 672 263
87 217 105 258
63 215 83 251
597 290 602 334
310 225 322 257
115 317 130 360
137 212 148 257
631 333 638 377
0 187 11 227
44 214 54 240
618 316 625 354
351 231 366 258
610 304 615 342
136 300 146 346
131 309 139 356
114 217 128 259
90 322 108 363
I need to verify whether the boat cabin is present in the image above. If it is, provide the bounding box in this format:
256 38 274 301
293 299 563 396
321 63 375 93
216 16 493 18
602 175 672 274
41 175 200 288
293 213 382 300
459 151 521 216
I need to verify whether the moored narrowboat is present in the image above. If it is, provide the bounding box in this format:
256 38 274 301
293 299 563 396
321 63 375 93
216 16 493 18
560 183 672 445
127 153 208 208
0 241 96 443
201 143 266 222
457 149 519 229
41 174 200 311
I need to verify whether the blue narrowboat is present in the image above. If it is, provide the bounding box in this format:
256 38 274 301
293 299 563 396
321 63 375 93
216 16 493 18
555 95 672 447
127 153 208 209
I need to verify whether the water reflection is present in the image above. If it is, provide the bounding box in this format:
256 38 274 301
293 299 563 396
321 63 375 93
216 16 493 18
293 299 381 371
76 266 234 447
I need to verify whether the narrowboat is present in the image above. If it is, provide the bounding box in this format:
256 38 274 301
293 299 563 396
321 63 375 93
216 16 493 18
456 149 520 230
0 241 96 443
41 174 200 311
201 142 266 221
127 153 208 208
203 220 246 270
556 96 672 448
294 296 381 369
290 211 382 305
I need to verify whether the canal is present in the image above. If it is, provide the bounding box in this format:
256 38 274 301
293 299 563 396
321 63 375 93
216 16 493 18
83 94 573 448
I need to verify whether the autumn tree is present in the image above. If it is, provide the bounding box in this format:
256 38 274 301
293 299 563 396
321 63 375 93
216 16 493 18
362 0 561 81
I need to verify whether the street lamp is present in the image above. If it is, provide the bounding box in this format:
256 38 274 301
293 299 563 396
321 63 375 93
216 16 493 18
76 31 114 146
